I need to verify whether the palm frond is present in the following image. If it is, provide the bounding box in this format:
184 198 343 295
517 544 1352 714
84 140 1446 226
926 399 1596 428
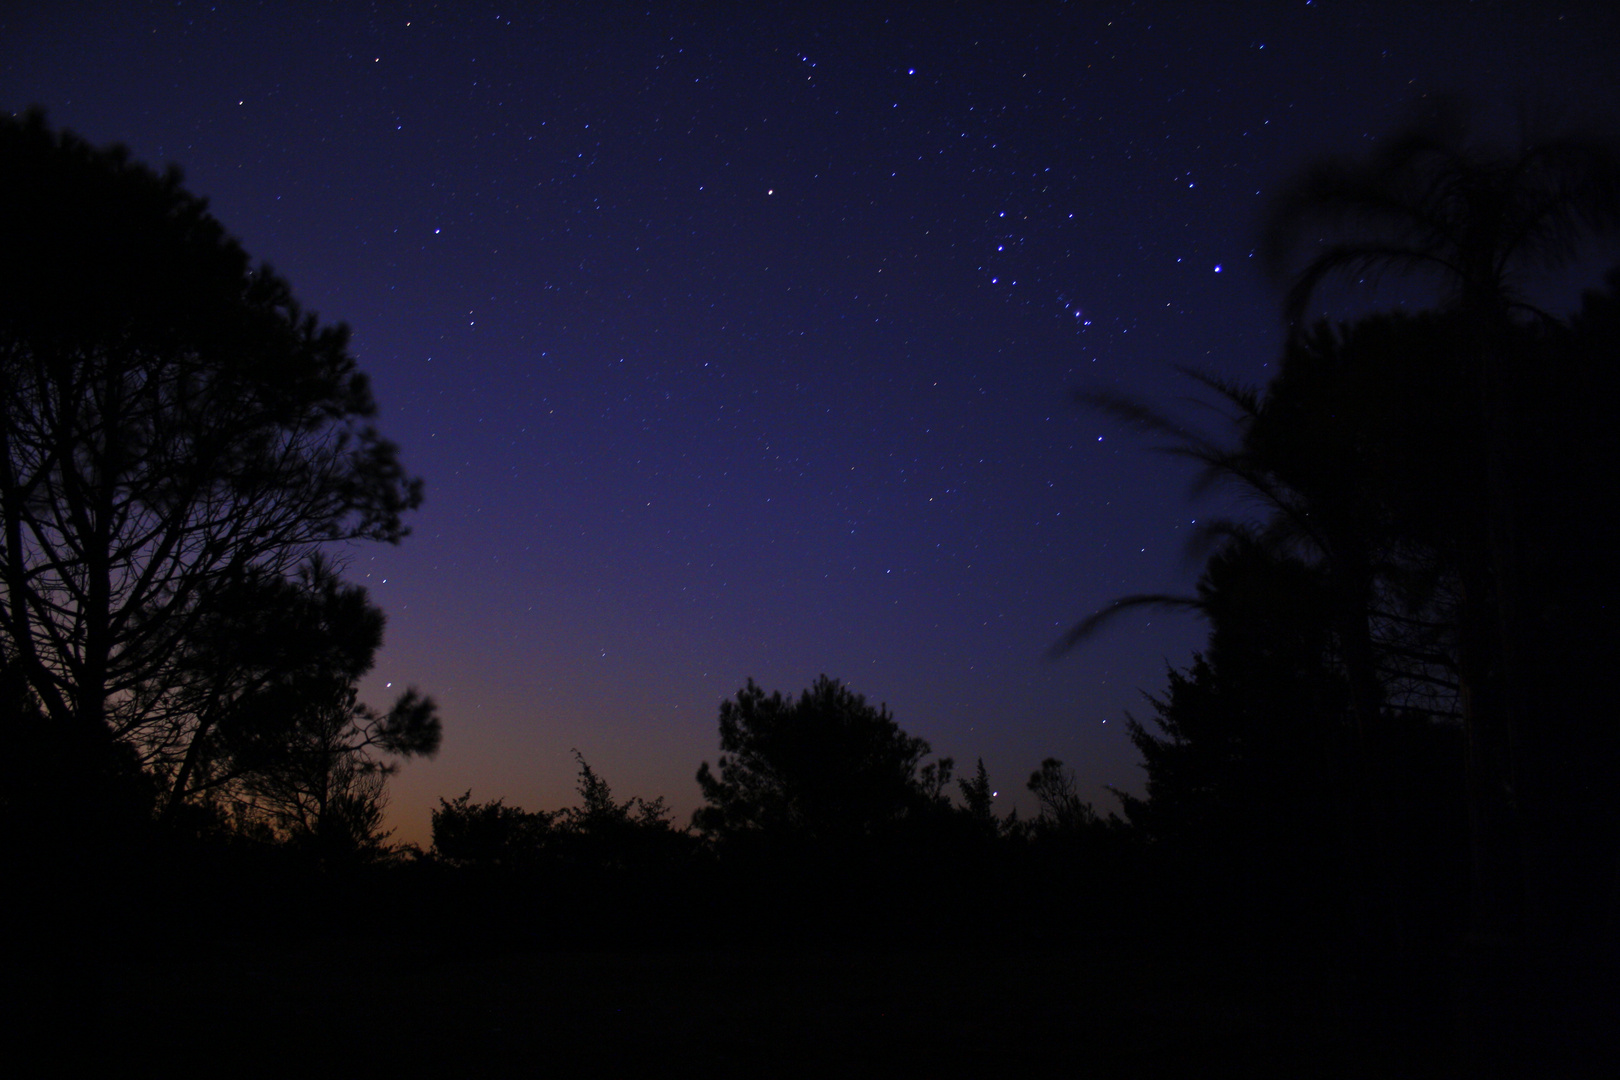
1048 593 1202 659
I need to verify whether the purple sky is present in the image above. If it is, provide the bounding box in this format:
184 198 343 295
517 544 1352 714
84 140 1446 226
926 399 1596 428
6 1 1617 846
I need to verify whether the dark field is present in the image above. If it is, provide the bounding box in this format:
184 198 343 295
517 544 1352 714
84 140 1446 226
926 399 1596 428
12 846 1611 1077
57 940 1448 1078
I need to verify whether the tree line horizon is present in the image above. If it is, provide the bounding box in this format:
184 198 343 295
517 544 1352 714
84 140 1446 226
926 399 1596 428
5 104 1618 1072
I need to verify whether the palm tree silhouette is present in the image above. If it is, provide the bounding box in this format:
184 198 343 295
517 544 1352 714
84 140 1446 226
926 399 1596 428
1258 114 1620 1075
1062 111 1618 1066
1263 105 1620 329
1264 109 1620 948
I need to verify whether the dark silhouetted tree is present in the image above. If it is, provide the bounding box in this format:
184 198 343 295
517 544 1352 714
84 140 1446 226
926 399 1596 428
554 749 692 874
1024 758 1099 835
1263 105 1620 330
231 683 440 859
0 112 422 808
1263 109 1620 946
156 556 439 842
956 758 1001 836
432 792 558 871
1118 539 1352 869
432 752 686 875
1 654 155 849
694 676 951 856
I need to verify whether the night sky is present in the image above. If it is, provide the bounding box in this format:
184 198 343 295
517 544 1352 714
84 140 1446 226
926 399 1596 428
6 1 1617 846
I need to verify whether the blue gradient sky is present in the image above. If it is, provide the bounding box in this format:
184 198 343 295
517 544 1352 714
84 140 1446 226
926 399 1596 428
6 1 1616 845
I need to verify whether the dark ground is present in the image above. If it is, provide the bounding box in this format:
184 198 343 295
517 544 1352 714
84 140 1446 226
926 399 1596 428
36 937 1460 1079
11 845 1608 1077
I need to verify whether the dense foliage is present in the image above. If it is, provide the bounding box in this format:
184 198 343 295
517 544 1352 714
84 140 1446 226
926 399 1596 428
692 676 953 856
0 113 435 852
